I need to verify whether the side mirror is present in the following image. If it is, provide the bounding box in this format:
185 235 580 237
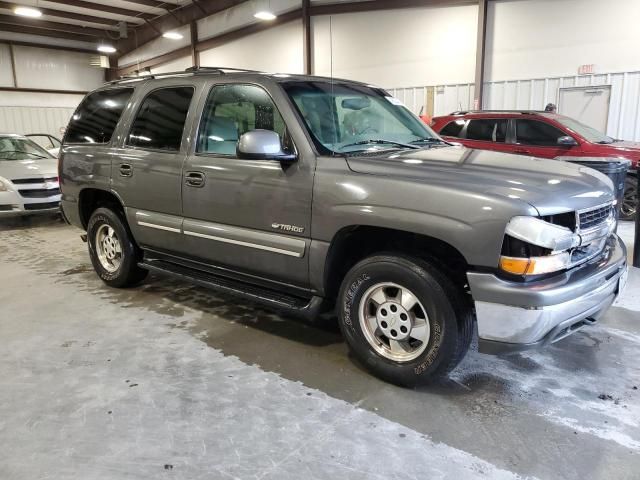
557 135 578 146
237 130 297 162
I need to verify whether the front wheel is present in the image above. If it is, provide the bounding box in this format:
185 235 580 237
337 254 473 387
87 207 148 288
620 175 637 221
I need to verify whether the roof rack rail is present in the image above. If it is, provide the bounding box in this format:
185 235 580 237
105 66 265 85
450 109 547 115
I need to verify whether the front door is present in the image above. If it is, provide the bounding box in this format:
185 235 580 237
181 82 313 288
111 84 196 251
512 119 580 159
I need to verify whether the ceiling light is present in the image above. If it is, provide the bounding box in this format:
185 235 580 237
254 11 277 20
14 6 42 17
162 31 183 40
97 45 116 53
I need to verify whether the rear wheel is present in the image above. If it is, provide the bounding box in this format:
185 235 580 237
620 175 637 221
337 254 473 387
87 207 148 287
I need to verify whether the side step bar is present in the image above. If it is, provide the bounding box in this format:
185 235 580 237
138 258 325 321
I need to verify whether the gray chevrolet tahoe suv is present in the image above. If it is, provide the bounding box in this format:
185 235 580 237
59 67 628 386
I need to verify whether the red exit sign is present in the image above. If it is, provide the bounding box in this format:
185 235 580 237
578 64 595 75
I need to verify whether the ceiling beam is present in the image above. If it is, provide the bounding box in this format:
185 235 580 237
44 0 157 20
0 1 133 27
0 38 98 54
0 13 109 37
120 0 176 8
309 0 478 15
0 22 101 42
116 0 246 55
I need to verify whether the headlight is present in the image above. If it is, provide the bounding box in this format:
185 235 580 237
500 216 580 276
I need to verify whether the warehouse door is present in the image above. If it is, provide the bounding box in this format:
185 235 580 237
559 86 611 133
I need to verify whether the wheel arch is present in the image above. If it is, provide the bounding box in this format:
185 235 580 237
322 225 470 300
78 188 126 230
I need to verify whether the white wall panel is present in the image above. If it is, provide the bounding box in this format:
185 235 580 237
13 46 104 91
150 56 193 74
312 5 477 88
486 0 640 81
0 91 84 137
199 21 304 73
118 24 191 68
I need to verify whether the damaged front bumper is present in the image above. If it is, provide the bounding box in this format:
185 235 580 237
467 234 628 354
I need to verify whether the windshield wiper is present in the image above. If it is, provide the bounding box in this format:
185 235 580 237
0 150 48 159
340 139 420 151
410 137 448 145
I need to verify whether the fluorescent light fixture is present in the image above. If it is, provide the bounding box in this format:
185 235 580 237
14 6 42 17
97 45 116 53
254 10 277 20
162 31 183 40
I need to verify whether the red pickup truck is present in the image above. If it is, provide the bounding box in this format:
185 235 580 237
430 111 639 219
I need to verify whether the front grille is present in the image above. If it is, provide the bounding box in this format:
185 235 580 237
11 177 57 184
24 201 59 211
18 188 60 198
579 204 612 230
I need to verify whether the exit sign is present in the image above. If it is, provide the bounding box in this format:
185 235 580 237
578 64 595 75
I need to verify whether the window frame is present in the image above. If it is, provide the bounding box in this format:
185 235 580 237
124 84 196 153
514 118 568 148
63 86 135 146
195 82 296 160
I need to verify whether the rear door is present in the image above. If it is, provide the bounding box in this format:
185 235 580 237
513 118 580 158
180 80 314 288
460 117 513 154
111 83 197 251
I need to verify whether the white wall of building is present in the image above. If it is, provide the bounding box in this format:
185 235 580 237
199 21 304 73
312 5 478 88
486 0 640 82
0 91 84 137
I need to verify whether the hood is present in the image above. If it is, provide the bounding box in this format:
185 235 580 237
346 146 616 216
608 141 640 166
0 158 59 181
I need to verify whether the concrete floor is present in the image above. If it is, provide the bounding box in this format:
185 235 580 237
1 217 639 480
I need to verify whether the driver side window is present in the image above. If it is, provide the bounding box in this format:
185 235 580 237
198 84 290 156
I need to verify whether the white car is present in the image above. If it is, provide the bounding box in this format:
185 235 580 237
26 133 62 158
0 134 61 217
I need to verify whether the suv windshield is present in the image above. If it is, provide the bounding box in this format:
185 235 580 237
556 116 614 144
282 81 439 154
0 136 53 161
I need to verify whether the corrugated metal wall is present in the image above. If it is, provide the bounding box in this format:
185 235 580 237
389 70 640 141
0 107 75 137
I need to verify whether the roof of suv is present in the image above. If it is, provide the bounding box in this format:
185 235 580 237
105 66 374 88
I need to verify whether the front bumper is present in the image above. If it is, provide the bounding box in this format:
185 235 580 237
468 235 628 354
0 190 61 217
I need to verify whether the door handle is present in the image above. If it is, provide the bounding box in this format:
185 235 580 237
185 171 205 188
514 148 531 155
119 163 133 177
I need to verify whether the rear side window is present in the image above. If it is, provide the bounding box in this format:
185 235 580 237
65 88 133 144
127 87 194 151
516 119 565 146
466 119 508 142
440 120 466 137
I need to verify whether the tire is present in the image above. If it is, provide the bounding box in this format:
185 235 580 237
337 254 473 387
87 207 148 288
620 175 637 221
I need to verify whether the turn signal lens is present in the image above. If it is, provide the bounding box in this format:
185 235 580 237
500 253 570 276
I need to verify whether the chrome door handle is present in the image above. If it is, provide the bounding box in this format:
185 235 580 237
514 148 531 154
119 163 133 177
185 171 205 187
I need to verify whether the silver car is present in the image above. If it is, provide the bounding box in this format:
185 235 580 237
0 134 61 217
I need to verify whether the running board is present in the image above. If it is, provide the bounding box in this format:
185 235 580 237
138 258 325 320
